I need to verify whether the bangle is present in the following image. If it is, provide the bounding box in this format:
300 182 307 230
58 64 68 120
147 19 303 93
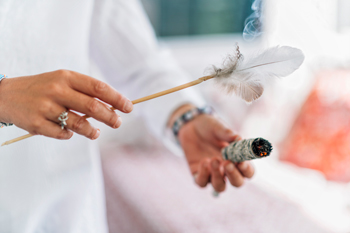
172 106 214 137
0 74 7 84
0 122 13 128
0 74 13 128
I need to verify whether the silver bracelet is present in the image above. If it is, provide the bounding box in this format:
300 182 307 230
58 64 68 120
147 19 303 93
0 74 6 84
172 106 214 137
0 74 14 128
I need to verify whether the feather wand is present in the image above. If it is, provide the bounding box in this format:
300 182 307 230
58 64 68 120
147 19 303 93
1 45 304 146
210 45 304 102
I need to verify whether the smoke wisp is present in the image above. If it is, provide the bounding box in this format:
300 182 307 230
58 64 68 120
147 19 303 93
243 0 264 41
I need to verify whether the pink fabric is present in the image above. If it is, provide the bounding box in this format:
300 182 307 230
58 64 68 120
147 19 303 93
101 144 326 233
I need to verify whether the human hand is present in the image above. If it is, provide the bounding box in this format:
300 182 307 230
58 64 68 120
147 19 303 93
0 70 133 140
170 105 254 193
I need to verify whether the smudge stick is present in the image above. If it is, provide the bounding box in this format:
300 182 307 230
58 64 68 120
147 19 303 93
221 138 272 163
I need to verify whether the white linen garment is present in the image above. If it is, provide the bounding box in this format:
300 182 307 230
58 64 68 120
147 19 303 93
0 0 204 232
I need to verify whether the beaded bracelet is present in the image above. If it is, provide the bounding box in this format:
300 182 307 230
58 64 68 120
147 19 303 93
172 106 214 137
0 74 6 83
0 74 13 128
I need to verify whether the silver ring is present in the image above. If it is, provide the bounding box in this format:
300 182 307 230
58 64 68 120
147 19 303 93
194 173 220 197
193 173 198 181
212 190 220 197
58 111 69 130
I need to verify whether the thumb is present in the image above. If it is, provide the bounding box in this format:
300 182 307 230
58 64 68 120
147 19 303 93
213 122 240 142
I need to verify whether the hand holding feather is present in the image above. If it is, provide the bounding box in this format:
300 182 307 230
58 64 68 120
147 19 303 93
2 45 304 146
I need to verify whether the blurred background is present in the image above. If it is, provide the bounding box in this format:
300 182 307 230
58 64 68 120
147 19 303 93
97 0 350 232
141 0 254 37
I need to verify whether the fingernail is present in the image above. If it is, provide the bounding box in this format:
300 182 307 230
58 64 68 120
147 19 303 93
225 163 235 172
69 132 74 138
225 129 233 136
114 117 122 128
224 129 235 140
211 160 219 169
240 162 248 170
123 100 133 112
93 129 100 140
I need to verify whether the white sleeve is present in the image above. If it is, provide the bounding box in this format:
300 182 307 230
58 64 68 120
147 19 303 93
89 0 206 139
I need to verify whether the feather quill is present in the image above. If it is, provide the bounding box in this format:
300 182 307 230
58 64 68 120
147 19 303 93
209 45 305 102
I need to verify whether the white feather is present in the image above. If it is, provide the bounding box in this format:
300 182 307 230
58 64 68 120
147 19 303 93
210 45 305 102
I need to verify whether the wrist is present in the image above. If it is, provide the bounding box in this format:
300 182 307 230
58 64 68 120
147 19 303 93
170 105 214 138
0 74 7 91
167 103 196 128
0 76 14 126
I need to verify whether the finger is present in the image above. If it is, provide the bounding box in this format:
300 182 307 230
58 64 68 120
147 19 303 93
210 158 226 192
213 120 240 143
46 105 106 140
237 162 255 179
224 161 245 187
195 159 211 187
58 90 122 129
67 71 133 113
29 118 73 140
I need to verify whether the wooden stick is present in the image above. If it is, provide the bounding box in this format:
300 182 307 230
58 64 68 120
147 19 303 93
1 75 214 146
1 134 33 146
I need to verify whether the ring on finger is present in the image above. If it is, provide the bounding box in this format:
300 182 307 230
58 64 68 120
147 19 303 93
193 173 198 181
212 190 220 197
58 110 69 129
193 173 220 197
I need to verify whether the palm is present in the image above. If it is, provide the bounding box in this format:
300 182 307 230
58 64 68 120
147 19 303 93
176 113 254 192
178 114 229 174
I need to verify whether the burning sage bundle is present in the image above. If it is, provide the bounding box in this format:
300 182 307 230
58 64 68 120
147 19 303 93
221 138 272 163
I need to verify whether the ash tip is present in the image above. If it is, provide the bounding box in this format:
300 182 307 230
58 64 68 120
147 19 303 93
252 138 272 157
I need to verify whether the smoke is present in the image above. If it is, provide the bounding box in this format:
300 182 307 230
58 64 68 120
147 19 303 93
243 0 264 41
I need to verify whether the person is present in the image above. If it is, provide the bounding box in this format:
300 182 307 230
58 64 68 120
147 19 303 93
0 0 254 232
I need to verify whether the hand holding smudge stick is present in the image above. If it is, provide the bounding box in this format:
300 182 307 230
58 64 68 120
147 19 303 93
222 138 272 163
211 138 272 197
